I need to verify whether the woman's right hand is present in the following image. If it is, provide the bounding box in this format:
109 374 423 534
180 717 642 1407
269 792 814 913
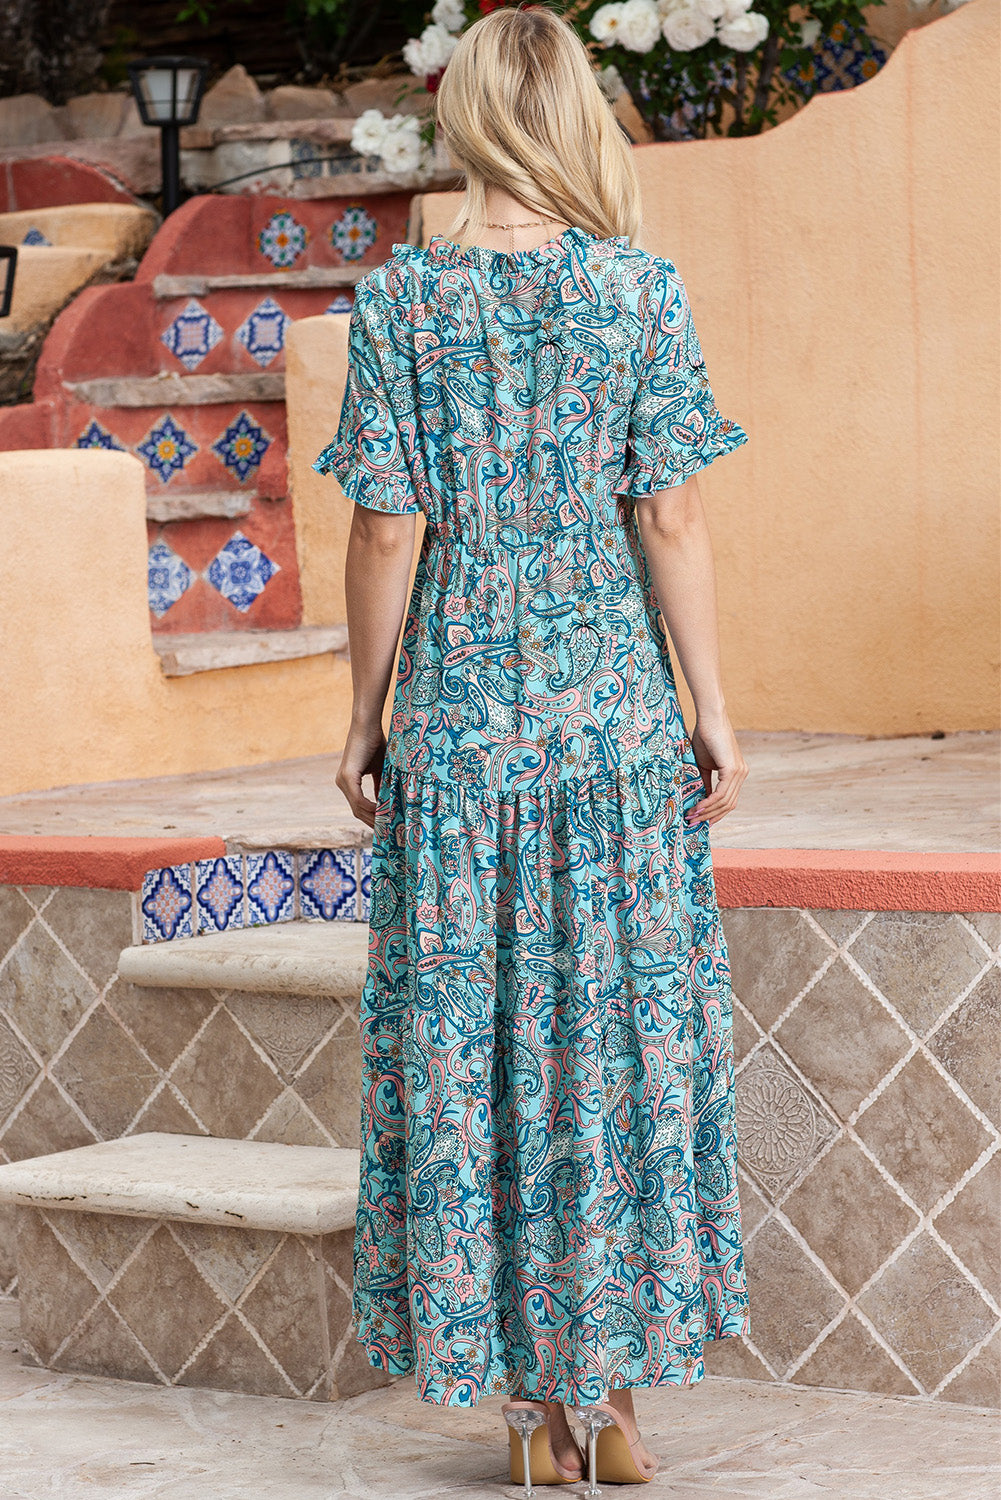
686 713 748 828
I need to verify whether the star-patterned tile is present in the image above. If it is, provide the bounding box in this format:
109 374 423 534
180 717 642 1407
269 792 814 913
235 297 290 368
329 205 377 261
160 298 224 372
211 410 271 483
76 420 124 450
147 541 194 618
137 414 198 484
257 211 308 268
206 531 280 612
324 293 353 314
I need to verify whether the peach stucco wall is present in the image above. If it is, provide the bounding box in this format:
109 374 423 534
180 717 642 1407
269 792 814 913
289 0 999 738
0 451 353 796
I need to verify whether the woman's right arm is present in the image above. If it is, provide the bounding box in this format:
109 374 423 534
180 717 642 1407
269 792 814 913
635 472 749 828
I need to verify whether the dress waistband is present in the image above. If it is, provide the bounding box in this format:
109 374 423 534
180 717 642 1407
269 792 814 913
426 520 628 549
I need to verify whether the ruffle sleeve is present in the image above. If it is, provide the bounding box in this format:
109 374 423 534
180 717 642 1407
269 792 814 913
613 257 748 498
312 278 421 515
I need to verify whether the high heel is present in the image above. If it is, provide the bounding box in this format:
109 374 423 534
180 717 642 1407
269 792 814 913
501 1400 585 1496
572 1403 659 1493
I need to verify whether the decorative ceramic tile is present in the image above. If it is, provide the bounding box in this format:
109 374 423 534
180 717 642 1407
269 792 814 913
783 21 887 98
137 414 198 484
76 420 124 451
160 298 223 372
290 138 324 180
141 865 194 942
147 541 194 618
257 211 308 269
235 298 289 368
329 205 377 261
195 857 245 935
299 848 356 921
247 851 296 926
205 531 279 612
211 410 271 483
324 294 353 315
21 226 51 246
359 849 371 922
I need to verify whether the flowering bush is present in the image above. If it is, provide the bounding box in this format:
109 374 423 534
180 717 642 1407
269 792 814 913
350 0 895 176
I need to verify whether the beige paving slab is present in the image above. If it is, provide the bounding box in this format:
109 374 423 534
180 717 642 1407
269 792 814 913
0 731 995 853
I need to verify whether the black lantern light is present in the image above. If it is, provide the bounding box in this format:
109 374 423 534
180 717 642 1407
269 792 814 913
127 56 209 217
0 245 16 319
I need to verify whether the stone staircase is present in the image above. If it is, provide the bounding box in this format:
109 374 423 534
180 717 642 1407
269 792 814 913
0 187 414 665
0 915 384 1401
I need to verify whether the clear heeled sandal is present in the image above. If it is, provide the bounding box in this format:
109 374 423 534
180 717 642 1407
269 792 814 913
501 1399 585 1498
573 1403 659 1496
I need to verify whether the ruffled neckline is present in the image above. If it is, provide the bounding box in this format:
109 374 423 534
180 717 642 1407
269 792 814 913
391 224 630 272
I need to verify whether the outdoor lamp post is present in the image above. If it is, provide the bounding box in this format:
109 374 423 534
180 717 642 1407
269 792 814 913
127 56 208 216
0 246 16 319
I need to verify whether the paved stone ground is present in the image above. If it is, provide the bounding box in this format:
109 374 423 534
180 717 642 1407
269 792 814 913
0 1305 997 1500
0 730 997 852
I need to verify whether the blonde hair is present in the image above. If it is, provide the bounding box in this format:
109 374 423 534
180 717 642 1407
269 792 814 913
432 4 643 246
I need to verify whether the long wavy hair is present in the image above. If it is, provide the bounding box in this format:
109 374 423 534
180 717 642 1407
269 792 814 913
432 4 643 246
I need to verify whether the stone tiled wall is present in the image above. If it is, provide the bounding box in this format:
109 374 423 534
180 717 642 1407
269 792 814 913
0 883 362 1301
706 907 1000 1410
0 882 997 1407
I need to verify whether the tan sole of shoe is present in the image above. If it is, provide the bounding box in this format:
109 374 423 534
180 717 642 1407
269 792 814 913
507 1424 581 1486
594 1424 656 1483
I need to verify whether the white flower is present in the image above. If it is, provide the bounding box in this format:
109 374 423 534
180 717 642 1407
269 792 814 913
663 5 717 50
691 0 728 19
656 0 690 14
590 3 626 44
403 22 458 76
596 62 626 100
431 0 466 31
617 0 663 51
351 108 389 155
717 10 769 50
719 0 752 16
798 17 822 46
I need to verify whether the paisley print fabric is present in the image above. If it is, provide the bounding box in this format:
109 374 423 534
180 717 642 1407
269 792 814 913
314 224 751 1406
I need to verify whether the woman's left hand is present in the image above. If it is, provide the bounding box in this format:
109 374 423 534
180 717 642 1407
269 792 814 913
336 720 387 828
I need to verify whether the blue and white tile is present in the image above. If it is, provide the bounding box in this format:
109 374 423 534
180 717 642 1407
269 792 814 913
21 226 51 246
257 211 308 269
141 864 194 943
148 541 194 618
324 293 353 315
160 298 224 372
246 850 296 926
195 856 245 934
329 205 377 262
211 410 271 483
235 297 290 368
359 848 372 921
76 419 124 450
137 413 198 483
206 531 279 613
299 848 356 921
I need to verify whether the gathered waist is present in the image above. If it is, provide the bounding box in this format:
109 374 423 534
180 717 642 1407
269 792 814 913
425 519 630 555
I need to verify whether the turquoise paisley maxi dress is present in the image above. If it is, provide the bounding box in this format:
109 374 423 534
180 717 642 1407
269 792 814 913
314 224 751 1407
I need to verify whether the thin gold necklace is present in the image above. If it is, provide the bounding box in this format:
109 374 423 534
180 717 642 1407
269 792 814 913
478 214 569 255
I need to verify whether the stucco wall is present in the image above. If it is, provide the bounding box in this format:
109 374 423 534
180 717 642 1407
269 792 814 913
289 0 999 737
0 450 352 796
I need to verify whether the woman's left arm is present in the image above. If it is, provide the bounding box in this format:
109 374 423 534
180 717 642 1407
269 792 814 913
337 503 417 827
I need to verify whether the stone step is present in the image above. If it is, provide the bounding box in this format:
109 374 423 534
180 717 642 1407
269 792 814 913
151 268 362 298
147 487 256 523
119 919 370 995
153 624 348 677
68 372 286 407
0 1131 359 1235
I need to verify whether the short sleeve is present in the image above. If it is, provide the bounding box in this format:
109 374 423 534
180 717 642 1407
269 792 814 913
613 258 748 498
312 279 420 515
